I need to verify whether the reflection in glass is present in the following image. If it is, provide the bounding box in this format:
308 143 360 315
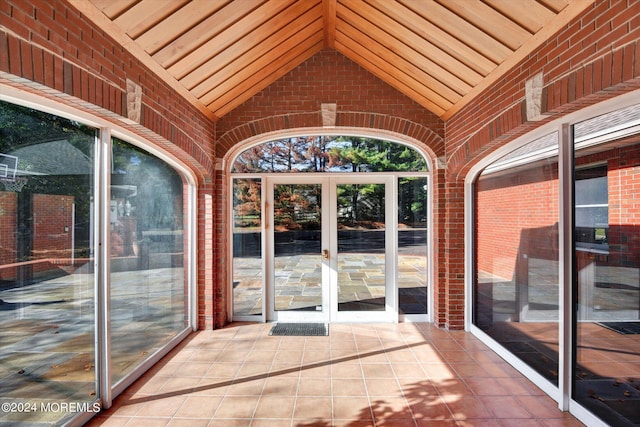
233 136 428 173
398 177 428 315
233 178 262 316
110 138 188 384
273 184 322 312
475 132 560 385
0 101 97 424
573 127 640 425
337 184 386 311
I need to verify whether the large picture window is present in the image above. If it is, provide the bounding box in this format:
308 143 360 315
0 98 193 425
572 105 640 426
110 138 189 384
0 101 98 425
474 132 560 385
472 100 640 427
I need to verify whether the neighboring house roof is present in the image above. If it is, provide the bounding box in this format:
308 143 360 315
9 139 93 176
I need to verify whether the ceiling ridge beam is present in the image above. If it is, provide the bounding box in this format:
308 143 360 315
323 0 337 49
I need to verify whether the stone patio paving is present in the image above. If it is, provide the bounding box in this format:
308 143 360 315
234 254 428 316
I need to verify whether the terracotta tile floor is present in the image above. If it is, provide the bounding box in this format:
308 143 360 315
87 323 584 426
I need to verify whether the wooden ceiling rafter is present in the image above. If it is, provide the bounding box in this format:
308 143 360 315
151 1 263 68
165 0 298 79
134 0 231 57
484 0 558 32
201 17 324 108
182 1 323 92
337 1 471 99
435 0 533 50
399 0 514 65
364 0 498 76
88 0 136 19
336 13 461 109
114 0 190 39
75 0 594 122
343 0 484 87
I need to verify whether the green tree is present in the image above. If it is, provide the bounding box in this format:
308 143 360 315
233 179 261 228
231 135 427 229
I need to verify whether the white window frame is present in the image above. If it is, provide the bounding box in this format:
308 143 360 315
227 130 434 324
465 89 640 427
0 84 198 425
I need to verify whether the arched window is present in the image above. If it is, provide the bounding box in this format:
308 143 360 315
472 100 640 427
0 98 194 425
231 135 431 323
232 136 428 173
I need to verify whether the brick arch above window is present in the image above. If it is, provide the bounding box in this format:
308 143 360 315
216 111 445 161
0 74 215 186
446 40 640 180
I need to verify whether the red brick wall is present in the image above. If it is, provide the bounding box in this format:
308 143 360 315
0 193 79 281
216 50 445 159
477 165 559 281
0 191 17 265
32 193 73 258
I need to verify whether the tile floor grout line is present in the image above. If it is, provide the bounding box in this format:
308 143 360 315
86 323 586 426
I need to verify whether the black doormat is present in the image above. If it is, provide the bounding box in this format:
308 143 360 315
597 321 640 334
269 323 328 336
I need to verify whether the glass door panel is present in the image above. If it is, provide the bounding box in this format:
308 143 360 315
336 183 386 313
398 177 428 317
267 177 393 322
232 178 262 318
272 183 325 317
110 138 188 385
573 127 640 426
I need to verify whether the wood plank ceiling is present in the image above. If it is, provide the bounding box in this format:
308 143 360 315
70 0 594 121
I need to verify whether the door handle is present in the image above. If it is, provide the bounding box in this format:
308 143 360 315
322 249 329 259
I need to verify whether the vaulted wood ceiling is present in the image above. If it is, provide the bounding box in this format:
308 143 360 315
69 0 594 122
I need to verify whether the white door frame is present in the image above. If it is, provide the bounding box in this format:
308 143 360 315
265 174 395 323
331 175 396 323
265 175 330 323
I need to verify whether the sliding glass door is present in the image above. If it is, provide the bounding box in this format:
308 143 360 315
572 106 640 426
0 98 194 426
472 99 640 427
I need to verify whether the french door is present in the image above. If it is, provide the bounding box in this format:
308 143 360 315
266 175 395 322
